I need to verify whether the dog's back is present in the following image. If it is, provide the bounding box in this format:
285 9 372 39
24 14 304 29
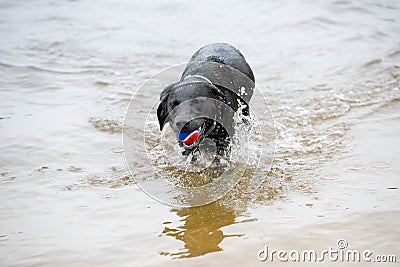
183 43 255 83
181 43 255 117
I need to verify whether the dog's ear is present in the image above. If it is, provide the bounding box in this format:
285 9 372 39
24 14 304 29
157 94 169 131
160 82 178 100
210 85 226 103
157 83 178 131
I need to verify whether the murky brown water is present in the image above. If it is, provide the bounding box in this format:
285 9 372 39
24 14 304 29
1 0 399 266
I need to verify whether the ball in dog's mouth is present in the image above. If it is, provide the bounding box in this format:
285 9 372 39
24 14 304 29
175 122 206 150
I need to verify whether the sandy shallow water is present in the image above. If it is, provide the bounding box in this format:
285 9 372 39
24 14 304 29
1 0 399 266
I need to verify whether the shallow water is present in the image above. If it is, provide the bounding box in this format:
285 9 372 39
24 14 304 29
1 0 399 266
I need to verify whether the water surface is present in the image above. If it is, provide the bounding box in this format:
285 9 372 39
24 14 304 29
0 0 399 266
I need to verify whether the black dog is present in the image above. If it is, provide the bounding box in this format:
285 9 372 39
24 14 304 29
157 43 255 156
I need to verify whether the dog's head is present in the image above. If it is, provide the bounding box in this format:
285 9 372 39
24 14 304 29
157 82 226 152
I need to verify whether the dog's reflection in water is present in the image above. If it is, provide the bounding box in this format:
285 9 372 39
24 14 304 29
161 201 242 258
160 155 260 258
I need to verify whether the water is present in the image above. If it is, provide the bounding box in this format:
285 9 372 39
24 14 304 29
1 0 399 266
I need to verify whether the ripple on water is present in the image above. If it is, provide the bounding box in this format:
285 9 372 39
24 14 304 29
79 62 400 211
89 117 123 134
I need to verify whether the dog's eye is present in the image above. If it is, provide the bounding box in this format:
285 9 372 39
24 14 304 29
172 100 180 106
